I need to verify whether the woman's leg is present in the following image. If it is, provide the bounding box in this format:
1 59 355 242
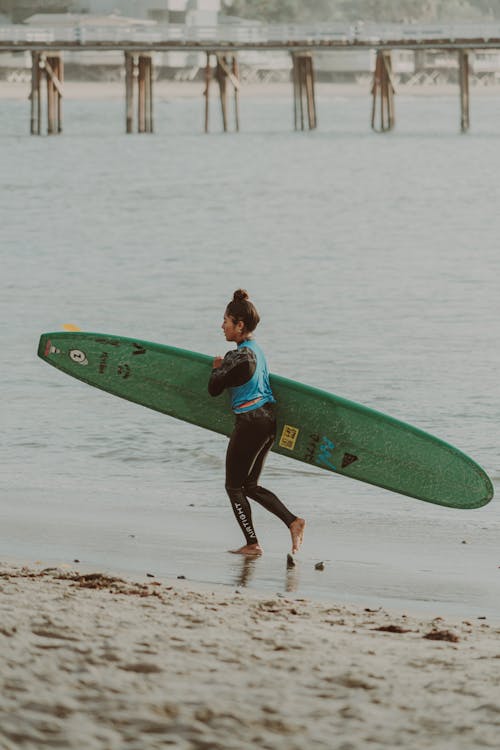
242 414 306 553
225 418 268 546
243 435 297 528
225 410 305 553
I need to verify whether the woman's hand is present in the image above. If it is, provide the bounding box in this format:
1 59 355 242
213 356 223 369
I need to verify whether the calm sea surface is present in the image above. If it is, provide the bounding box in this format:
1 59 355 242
1 88 499 617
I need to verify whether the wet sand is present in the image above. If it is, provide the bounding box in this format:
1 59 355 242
1 561 499 749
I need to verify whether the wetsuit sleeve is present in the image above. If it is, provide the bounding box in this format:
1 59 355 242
208 348 257 397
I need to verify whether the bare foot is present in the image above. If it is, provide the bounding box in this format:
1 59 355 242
228 543 263 556
290 517 306 554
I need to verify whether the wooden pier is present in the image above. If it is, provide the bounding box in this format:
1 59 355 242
371 50 395 133
292 53 317 131
125 52 154 134
30 51 63 135
1 22 500 135
204 52 240 133
458 50 471 132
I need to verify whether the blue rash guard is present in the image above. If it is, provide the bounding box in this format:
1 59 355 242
231 339 275 413
208 338 276 414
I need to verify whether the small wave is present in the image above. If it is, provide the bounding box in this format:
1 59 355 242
14 441 47 449
266 466 324 479
91 442 224 469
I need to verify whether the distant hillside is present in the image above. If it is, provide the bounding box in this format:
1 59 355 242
221 0 500 23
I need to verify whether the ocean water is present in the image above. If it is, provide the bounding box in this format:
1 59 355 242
1 88 499 618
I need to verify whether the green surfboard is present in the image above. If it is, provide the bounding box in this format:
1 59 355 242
37 331 493 510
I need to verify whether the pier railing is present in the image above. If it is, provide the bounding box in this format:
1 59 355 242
2 22 500 50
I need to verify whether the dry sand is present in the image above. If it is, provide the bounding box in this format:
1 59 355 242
1 562 499 750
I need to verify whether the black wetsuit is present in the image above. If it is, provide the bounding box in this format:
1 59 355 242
208 341 296 545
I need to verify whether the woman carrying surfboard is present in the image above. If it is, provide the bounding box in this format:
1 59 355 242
208 289 305 556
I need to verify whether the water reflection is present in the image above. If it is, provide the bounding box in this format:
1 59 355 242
233 555 258 587
285 565 299 593
232 554 300 593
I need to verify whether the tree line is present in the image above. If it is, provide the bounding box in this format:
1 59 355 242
221 1 500 24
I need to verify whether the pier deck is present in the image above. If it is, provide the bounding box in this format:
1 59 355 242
2 22 500 52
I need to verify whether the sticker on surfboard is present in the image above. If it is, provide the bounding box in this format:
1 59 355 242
279 424 299 451
342 453 359 468
69 349 88 366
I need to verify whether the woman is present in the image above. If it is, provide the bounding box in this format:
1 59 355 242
208 289 305 556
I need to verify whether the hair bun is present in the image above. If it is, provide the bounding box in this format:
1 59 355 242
233 289 249 302
226 289 260 332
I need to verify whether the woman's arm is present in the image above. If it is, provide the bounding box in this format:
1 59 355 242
208 348 257 396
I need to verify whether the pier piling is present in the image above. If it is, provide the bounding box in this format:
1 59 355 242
138 54 154 133
30 52 41 135
204 52 211 133
371 50 395 132
232 54 240 132
292 53 317 130
216 54 228 132
204 52 240 133
458 50 470 132
124 52 154 134
29 51 63 135
125 51 134 133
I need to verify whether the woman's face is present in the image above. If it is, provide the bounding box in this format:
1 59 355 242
222 313 245 342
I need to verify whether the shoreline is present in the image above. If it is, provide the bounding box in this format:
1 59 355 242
1 560 499 749
2 484 499 625
2 78 500 101
3 545 500 626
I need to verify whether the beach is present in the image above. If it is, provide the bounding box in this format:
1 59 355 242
1 561 499 750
